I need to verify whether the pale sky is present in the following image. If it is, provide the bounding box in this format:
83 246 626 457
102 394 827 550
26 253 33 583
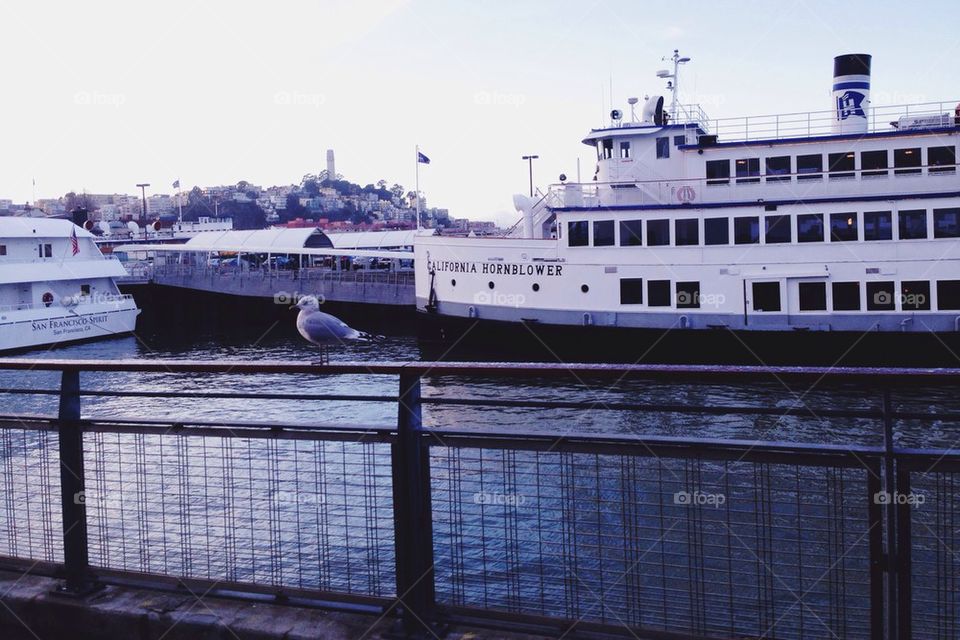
1 0 958 224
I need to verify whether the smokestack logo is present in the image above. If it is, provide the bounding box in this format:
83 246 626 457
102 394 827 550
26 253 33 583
837 91 866 119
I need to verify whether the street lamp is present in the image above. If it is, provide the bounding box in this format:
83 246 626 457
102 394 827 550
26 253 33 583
136 183 150 222
521 155 539 197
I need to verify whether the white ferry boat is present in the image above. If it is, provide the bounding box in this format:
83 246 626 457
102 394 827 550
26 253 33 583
0 217 141 352
415 53 960 363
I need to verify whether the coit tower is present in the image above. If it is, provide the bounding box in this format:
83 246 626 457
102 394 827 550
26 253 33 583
326 149 336 180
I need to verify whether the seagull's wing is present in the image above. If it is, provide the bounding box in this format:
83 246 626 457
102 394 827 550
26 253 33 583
298 310 362 344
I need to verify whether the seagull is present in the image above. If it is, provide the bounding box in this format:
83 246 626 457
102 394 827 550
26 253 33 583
292 295 368 364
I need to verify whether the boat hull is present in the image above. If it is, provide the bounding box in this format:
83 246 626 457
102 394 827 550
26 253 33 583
0 305 141 353
415 309 960 366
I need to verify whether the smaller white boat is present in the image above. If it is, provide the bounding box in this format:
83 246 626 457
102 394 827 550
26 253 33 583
0 217 141 352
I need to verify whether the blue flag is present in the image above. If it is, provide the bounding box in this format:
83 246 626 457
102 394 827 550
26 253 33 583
417 151 430 165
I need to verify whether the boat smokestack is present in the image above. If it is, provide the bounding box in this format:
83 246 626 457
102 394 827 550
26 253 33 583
832 53 871 134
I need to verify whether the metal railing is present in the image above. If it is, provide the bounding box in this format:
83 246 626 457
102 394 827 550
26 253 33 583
0 359 958 639
0 294 135 314
138 264 417 286
0 255 120 266
549 161 958 210
707 100 960 143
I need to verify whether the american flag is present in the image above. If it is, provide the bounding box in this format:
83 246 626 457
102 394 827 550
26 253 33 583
70 227 79 256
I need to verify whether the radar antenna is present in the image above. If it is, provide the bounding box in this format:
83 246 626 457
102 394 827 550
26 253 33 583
658 49 691 122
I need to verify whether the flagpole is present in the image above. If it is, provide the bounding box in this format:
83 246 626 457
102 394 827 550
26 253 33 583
415 145 421 231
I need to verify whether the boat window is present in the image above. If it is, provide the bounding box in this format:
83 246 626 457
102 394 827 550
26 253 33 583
734 216 760 244
764 215 792 244
828 152 856 179
647 219 670 246
863 211 893 241
80 284 91 296
799 282 827 311
593 220 615 246
894 148 921 175
934 208 960 238
832 282 861 311
704 218 729 245
648 280 671 307
673 135 686 146
901 281 931 311
676 281 700 309
656 137 670 159
619 220 642 246
675 219 699 246
797 214 824 243
929 145 956 173
829 213 858 242
866 281 896 311
937 280 960 310
567 220 589 247
797 154 823 180
765 156 791 182
0 245 6 256
599 138 613 160
735 158 760 184
620 141 631 159
898 210 927 240
619 278 643 304
706 160 730 185
861 150 888 177
43 243 52 258
752 282 781 312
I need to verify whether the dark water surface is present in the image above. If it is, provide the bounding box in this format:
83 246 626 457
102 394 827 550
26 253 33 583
2 312 958 449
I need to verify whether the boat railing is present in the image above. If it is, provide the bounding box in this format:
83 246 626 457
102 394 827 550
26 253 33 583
0 293 135 314
0 255 121 266
672 102 712 132
548 159 958 209
611 103 712 133
707 99 959 143
149 262 416 285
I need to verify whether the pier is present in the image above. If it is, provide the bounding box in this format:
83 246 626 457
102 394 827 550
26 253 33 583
125 262 415 307
0 359 958 639
113 227 419 307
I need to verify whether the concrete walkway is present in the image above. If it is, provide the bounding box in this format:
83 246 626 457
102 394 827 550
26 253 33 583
0 570 553 640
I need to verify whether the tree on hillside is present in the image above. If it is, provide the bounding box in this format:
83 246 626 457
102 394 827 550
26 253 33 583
303 178 320 197
283 194 308 221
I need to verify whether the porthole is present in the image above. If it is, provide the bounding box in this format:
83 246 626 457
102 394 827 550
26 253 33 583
581 284 589 293
451 279 456 286
488 281 495 289
532 283 540 292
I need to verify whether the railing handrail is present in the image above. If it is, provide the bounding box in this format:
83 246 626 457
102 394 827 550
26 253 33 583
0 255 120 266
1 357 960 381
707 99 960 143
0 294 135 314
549 160 959 192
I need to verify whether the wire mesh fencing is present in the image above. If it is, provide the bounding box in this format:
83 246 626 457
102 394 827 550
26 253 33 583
430 444 876 639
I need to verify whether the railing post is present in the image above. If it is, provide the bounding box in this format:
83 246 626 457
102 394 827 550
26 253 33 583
54 368 100 596
881 388 899 639
390 371 440 638
895 463 912 640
